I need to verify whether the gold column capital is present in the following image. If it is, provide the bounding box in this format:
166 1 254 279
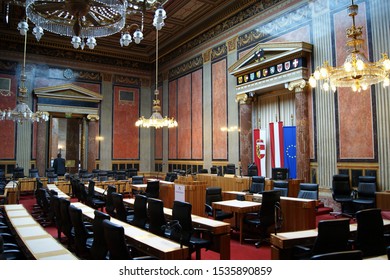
287 79 307 92
87 114 100 122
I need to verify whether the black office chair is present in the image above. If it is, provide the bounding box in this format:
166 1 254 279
112 192 134 224
47 173 58 183
225 164 236 175
205 187 233 221
310 250 363 260
245 176 265 194
115 170 127 180
354 208 390 258
0 235 25 260
247 163 258 177
102 219 156 260
165 200 212 260
244 190 282 248
68 204 94 259
331 174 354 217
293 218 351 259
59 197 74 249
132 176 144 185
28 168 39 178
13 167 24 180
210 166 218 174
147 198 166 237
51 194 62 240
45 167 55 177
297 183 319 200
164 172 178 182
272 180 289 197
352 176 376 213
90 210 110 260
387 245 390 260
130 194 148 229
105 185 117 217
87 180 106 211
126 168 138 178
198 169 208 174
142 180 159 199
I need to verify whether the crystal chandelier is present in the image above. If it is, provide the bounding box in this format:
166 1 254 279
308 0 390 93
135 28 177 129
21 0 167 50
0 25 49 123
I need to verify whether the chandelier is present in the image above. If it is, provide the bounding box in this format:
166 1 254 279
0 26 49 123
135 28 177 129
19 0 167 49
308 0 390 93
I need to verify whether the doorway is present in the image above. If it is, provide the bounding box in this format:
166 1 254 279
50 117 83 174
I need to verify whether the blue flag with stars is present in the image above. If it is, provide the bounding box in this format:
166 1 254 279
283 126 296 179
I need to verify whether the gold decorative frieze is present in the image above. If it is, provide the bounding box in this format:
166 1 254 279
203 49 212 63
114 75 141 86
168 55 203 80
227 36 238 53
211 43 228 61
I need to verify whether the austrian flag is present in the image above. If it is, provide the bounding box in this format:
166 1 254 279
269 122 284 168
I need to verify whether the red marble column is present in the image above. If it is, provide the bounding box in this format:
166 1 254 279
293 81 310 182
87 119 99 173
36 121 48 177
239 103 253 176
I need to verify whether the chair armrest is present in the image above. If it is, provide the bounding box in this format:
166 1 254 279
292 245 312 259
244 212 258 219
205 204 212 215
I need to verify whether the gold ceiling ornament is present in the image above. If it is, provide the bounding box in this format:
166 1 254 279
0 24 49 123
308 0 390 93
135 28 177 129
11 0 167 50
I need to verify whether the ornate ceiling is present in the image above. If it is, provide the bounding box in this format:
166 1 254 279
0 0 259 66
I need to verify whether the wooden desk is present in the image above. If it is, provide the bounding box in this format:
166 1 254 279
196 174 251 192
376 191 390 211
47 183 70 200
18 178 36 193
54 181 71 195
212 199 261 244
3 204 77 260
4 180 20 204
270 219 390 259
71 202 189 260
223 191 317 233
123 198 231 260
94 179 130 194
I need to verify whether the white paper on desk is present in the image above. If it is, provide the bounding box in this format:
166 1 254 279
174 184 185 202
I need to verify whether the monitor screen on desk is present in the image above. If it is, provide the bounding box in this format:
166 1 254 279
272 168 288 180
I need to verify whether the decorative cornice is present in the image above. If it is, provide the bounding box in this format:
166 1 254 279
203 49 212 63
114 75 141 87
227 36 238 53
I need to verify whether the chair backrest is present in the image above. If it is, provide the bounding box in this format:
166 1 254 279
164 172 177 182
115 171 127 180
205 187 222 206
105 185 117 217
259 190 281 227
13 167 24 179
47 173 58 183
37 188 50 214
210 166 218 174
250 176 265 193
68 204 89 256
332 174 351 197
78 181 88 203
297 183 319 200
171 200 193 245
131 194 148 229
311 218 350 255
87 180 96 198
51 194 62 232
111 192 128 222
310 250 363 260
90 210 110 260
356 182 376 199
145 180 159 198
358 176 376 184
247 163 258 177
45 168 55 177
98 172 108 182
198 168 208 174
102 219 131 260
126 168 138 178
225 164 236 175
59 197 72 238
147 198 166 236
273 180 289 197
355 208 386 257
28 168 39 178
132 176 144 185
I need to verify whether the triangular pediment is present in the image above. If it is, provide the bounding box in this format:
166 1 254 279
33 84 102 116
229 42 313 100
33 84 102 102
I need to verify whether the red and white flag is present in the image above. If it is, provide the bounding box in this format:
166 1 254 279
269 122 284 168
253 129 266 176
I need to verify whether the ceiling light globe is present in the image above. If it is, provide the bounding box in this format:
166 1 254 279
309 76 317 88
323 82 329 92
344 61 353 72
17 20 29 36
313 70 321 80
383 59 390 71
32 26 44 41
383 77 390 87
86 37 97 49
133 29 143 44
121 32 132 46
71 36 81 49
320 67 328 78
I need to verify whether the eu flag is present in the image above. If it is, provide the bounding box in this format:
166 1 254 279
283 126 296 179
